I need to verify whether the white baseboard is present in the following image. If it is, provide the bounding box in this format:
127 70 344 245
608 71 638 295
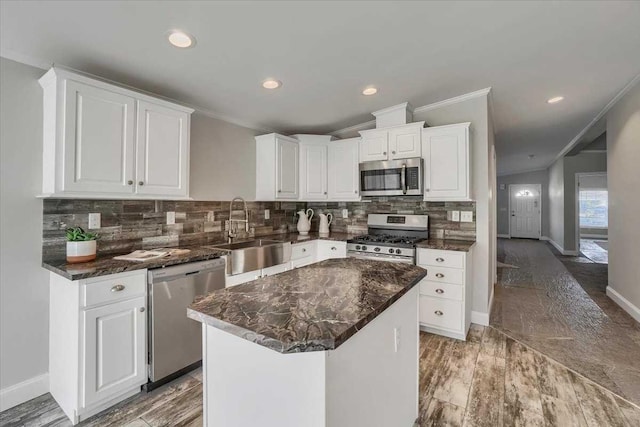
545 237 579 256
581 234 608 239
471 310 490 326
497 234 510 239
0 373 49 411
606 286 640 323
540 236 550 241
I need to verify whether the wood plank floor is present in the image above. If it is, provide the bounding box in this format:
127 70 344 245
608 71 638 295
2 327 638 426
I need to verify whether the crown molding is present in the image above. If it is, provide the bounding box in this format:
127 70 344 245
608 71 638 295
550 71 640 166
331 120 377 138
497 166 548 178
412 87 492 115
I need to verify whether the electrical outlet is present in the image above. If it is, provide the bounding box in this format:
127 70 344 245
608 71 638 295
448 211 460 221
264 209 270 220
394 327 401 353
342 209 349 219
166 211 176 225
460 211 473 222
88 213 101 229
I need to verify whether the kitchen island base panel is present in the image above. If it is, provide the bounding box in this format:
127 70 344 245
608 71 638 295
201 287 419 427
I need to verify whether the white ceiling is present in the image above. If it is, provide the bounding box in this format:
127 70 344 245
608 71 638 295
1 1 639 175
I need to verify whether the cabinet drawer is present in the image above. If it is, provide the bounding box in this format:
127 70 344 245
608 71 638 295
419 280 463 301
419 296 463 332
423 266 464 285
291 242 316 260
82 271 146 307
417 249 465 269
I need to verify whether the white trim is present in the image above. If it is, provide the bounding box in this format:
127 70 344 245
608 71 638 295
540 236 550 241
497 166 548 178
546 237 579 256
580 150 607 154
606 286 640 323
551 72 640 165
331 120 377 138
497 234 511 239
412 88 492 115
580 234 608 239
470 311 489 326
0 373 49 411
508 184 542 239
372 102 414 116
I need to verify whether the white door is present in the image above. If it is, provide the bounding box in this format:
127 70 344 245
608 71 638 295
388 126 421 159
509 185 541 239
328 138 361 200
422 124 470 200
82 296 146 408
275 137 299 199
63 80 136 194
300 144 328 200
136 101 189 197
359 130 389 162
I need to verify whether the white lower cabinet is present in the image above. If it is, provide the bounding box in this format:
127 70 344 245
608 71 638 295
49 270 147 425
316 240 347 261
416 247 473 340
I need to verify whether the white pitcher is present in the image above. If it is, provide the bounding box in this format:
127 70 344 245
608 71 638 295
318 213 333 236
296 208 314 235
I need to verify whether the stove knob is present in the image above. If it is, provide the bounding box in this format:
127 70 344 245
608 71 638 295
355 245 361 250
389 248 394 254
374 247 380 252
396 249 402 254
362 246 367 251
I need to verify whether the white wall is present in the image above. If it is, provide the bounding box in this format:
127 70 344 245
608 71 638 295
497 169 549 237
0 58 50 403
606 81 640 316
548 158 565 248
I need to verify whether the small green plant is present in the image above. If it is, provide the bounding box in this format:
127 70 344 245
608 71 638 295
66 227 98 242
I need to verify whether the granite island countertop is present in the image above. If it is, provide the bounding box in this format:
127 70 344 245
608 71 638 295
187 257 427 353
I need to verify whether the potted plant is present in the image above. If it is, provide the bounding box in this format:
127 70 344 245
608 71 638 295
66 227 98 263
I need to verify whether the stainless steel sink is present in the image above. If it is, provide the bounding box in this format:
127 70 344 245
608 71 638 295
203 240 291 275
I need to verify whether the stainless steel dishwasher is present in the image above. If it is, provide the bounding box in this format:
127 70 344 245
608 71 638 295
147 258 225 390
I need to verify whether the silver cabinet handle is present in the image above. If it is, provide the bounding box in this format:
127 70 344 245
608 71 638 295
302 248 306 252
331 247 337 251
278 190 282 193
354 190 358 194
138 181 144 186
435 288 444 294
435 273 445 278
324 192 327 195
425 188 430 192
435 310 443 316
383 151 387 155
392 151 396 154
111 284 125 292
127 180 133 185
139 307 145 312
436 257 445 262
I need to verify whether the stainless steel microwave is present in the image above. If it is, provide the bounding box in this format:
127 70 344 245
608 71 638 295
359 157 424 196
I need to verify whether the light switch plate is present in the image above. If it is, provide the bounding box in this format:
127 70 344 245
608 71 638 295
342 209 349 219
461 211 473 222
206 211 215 222
264 209 270 220
452 211 460 221
166 211 176 225
88 213 101 229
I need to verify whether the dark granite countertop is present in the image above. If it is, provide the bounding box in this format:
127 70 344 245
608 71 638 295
42 246 230 281
187 258 427 353
415 239 476 252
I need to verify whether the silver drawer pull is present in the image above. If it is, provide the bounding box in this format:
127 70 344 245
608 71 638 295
435 310 444 316
436 257 445 262
139 307 145 312
435 273 445 278
111 284 125 292
331 247 337 251
302 248 306 252
435 289 444 294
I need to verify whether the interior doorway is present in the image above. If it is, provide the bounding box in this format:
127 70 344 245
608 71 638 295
509 184 541 239
575 172 608 260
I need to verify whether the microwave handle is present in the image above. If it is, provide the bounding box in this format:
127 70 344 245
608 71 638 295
401 163 407 195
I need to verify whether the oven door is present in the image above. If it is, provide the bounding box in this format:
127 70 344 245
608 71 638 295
359 158 423 196
347 251 415 264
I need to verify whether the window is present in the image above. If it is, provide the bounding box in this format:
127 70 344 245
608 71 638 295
579 190 608 228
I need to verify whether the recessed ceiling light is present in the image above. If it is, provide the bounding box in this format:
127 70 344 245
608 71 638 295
167 30 195 48
547 96 564 104
362 87 378 96
262 79 282 89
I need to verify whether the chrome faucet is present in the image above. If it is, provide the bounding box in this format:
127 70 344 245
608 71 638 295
227 197 249 243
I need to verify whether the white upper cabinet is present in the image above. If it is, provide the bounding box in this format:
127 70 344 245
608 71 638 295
256 133 299 200
135 101 190 197
299 142 328 200
38 68 193 199
328 138 361 200
422 123 472 201
359 122 425 162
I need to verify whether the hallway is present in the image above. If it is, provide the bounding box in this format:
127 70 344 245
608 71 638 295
492 238 640 406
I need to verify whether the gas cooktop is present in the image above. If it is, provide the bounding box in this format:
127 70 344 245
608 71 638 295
348 234 426 248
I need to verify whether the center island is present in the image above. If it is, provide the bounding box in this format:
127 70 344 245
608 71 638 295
188 258 427 427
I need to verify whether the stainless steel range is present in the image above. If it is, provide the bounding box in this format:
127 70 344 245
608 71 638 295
347 214 429 264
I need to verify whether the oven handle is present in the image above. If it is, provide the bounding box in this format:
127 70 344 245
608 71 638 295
401 163 407 195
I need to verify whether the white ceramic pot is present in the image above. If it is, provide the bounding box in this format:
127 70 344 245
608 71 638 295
66 240 97 263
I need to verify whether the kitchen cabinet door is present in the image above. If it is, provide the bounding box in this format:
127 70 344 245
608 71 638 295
135 101 190 197
422 123 471 201
300 143 328 200
316 241 347 261
328 138 361 200
388 123 422 160
276 137 299 199
82 296 146 408
358 129 388 162
63 80 136 194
